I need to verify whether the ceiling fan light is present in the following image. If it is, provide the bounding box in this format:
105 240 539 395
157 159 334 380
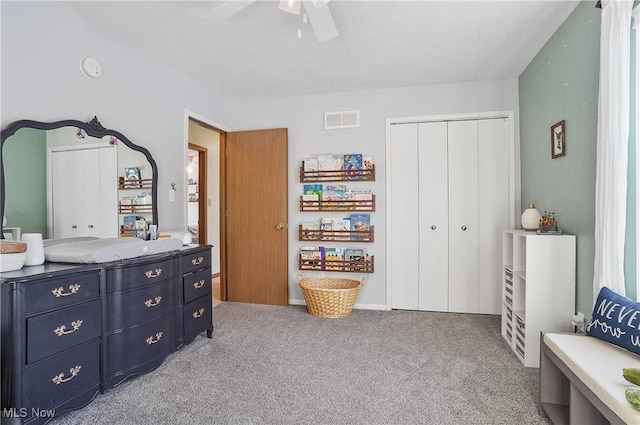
311 0 329 8
278 0 301 15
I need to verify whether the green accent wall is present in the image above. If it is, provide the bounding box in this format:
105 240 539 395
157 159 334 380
519 1 637 317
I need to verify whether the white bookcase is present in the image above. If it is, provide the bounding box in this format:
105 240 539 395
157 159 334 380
501 230 576 367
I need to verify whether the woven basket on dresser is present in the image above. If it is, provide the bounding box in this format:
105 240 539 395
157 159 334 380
297 275 363 318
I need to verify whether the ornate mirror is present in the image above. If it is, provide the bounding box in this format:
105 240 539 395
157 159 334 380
1 117 158 240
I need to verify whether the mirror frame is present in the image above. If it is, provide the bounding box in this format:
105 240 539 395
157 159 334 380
0 116 158 239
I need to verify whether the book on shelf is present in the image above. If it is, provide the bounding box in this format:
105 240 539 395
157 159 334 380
344 247 368 271
343 154 363 179
303 184 323 196
301 220 320 240
363 155 373 170
302 158 318 172
122 215 137 231
347 188 373 210
320 217 333 239
322 189 349 210
302 194 320 211
350 214 370 232
323 247 344 271
318 154 343 171
300 246 324 270
331 218 351 240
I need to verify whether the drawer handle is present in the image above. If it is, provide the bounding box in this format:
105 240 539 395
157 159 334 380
146 332 163 345
191 257 204 266
51 284 81 298
52 366 81 385
145 268 163 278
193 279 206 289
54 320 83 336
144 296 162 307
193 308 205 319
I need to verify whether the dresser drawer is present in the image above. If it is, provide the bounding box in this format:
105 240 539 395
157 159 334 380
107 312 175 376
183 295 212 344
107 279 175 331
26 299 101 364
183 268 212 304
23 340 101 414
107 257 176 292
24 270 100 314
181 249 211 275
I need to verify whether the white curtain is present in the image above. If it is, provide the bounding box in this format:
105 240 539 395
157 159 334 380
593 0 633 298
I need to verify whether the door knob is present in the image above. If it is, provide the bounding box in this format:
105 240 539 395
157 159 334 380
88 225 94 229
431 225 437 230
72 225 77 229
276 223 285 230
461 226 467 231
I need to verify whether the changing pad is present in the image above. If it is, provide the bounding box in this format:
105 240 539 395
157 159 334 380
43 237 184 263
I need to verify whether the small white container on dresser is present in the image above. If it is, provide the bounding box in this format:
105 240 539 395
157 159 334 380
501 229 576 368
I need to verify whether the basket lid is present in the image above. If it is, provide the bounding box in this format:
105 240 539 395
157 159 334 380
0 241 27 254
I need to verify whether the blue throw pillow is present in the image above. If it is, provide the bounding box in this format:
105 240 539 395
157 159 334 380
586 287 640 355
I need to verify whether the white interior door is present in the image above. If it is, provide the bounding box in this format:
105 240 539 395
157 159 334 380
389 123 420 310
52 150 83 238
418 122 449 312
447 120 480 313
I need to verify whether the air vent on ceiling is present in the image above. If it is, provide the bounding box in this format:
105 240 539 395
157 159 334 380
324 110 360 130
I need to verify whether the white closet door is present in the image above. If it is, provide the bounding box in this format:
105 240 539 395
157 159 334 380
447 120 479 313
52 150 84 238
478 118 509 314
389 123 420 310
418 122 449 312
86 147 118 238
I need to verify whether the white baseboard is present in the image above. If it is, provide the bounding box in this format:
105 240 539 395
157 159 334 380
288 298 389 311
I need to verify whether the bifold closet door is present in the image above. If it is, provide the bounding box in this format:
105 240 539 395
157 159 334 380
389 123 420 310
51 147 118 239
447 121 480 313
417 122 449 312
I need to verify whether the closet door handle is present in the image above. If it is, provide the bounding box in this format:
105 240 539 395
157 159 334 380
88 224 94 229
72 225 78 229
461 226 467 231
431 225 437 230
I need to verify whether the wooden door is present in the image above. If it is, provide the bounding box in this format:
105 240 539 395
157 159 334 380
418 122 449 312
447 120 480 313
223 129 288 305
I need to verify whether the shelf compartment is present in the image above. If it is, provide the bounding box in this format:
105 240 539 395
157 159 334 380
299 225 374 242
300 165 375 182
298 255 374 273
300 195 376 212
118 177 153 190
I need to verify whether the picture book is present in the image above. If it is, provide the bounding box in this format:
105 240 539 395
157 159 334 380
302 158 318 171
331 218 351 241
363 155 374 170
302 194 320 211
344 247 368 271
300 247 323 270
122 215 137 231
325 184 346 192
321 189 349 210
301 220 320 240
124 167 142 188
343 154 363 179
317 154 343 171
303 184 323 196
323 247 344 271
350 214 370 241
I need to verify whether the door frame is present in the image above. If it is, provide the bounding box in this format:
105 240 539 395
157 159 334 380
384 110 518 310
188 143 208 245
185 110 229 300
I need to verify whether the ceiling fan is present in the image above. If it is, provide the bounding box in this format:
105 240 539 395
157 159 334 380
207 0 338 42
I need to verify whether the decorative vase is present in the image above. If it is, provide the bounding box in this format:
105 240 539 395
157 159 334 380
521 204 542 231
22 233 45 266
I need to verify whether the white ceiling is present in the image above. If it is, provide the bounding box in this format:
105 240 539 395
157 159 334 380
71 0 582 102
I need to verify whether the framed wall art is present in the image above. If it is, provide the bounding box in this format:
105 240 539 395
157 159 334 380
551 120 566 159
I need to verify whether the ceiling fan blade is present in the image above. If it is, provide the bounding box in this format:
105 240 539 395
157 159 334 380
302 0 338 42
205 1 257 22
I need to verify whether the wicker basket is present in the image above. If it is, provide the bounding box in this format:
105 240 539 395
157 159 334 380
297 275 363 318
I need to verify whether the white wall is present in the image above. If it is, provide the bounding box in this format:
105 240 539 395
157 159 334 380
229 81 521 308
1 1 233 233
